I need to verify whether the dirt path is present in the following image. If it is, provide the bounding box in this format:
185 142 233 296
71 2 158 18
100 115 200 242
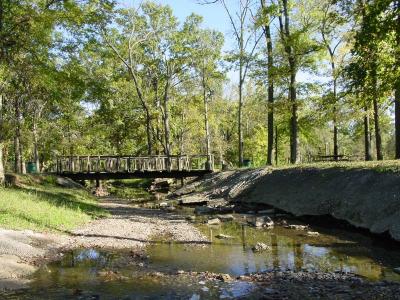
0 197 208 290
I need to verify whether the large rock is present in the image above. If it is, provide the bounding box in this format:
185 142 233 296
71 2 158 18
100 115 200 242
207 218 221 225
56 176 83 189
180 195 208 205
248 216 274 228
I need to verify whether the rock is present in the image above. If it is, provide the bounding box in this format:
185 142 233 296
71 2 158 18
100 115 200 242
252 242 271 252
215 234 235 239
149 178 173 191
159 202 168 207
94 186 109 197
216 214 234 222
259 209 276 214
164 205 176 212
180 196 208 205
186 216 196 222
56 176 83 188
207 198 229 208
195 206 215 215
97 270 128 281
285 224 308 230
248 216 274 228
217 274 232 282
177 270 185 275
393 267 400 275
207 218 221 225
307 231 320 237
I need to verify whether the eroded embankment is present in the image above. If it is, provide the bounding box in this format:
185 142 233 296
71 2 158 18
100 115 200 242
174 165 400 241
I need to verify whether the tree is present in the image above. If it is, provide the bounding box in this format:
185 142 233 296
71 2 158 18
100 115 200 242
319 0 347 159
203 0 262 166
277 0 321 163
258 0 276 165
188 15 224 168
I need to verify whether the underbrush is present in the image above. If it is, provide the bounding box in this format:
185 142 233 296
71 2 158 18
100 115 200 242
107 179 153 201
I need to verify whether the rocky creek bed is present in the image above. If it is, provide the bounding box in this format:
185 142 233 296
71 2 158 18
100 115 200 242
2 190 400 299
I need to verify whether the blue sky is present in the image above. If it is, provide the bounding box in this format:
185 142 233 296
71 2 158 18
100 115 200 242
118 0 233 48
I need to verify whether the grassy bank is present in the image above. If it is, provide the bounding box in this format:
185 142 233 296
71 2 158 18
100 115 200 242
0 174 108 232
271 160 400 173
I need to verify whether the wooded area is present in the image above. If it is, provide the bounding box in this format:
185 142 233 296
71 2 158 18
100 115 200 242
0 0 399 185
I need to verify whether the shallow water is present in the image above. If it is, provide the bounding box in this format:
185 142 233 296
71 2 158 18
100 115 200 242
3 209 400 299
147 218 400 282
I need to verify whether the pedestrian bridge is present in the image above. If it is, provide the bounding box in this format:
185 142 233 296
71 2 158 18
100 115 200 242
56 155 214 181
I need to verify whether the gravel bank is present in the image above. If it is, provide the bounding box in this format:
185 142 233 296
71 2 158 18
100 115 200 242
68 197 209 249
0 197 208 290
0 229 67 290
239 271 400 299
172 166 400 241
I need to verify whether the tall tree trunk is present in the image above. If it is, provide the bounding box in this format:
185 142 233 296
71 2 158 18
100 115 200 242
162 80 171 167
331 59 339 159
202 72 211 164
275 125 278 165
179 109 185 155
0 93 4 184
364 103 372 161
395 0 400 159
289 68 299 164
14 98 23 173
238 15 245 168
238 77 244 167
371 64 383 160
0 1 4 184
261 0 274 165
14 136 21 173
281 0 299 164
333 106 338 159
33 119 40 172
145 110 152 155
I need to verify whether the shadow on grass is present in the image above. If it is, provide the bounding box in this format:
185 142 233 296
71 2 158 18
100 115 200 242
15 186 106 218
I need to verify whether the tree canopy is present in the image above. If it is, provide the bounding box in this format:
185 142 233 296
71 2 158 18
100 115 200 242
0 0 399 182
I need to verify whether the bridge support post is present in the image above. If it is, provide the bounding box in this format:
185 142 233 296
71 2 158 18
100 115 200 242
95 178 101 188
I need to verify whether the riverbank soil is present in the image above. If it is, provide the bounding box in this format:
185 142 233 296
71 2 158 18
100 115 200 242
172 162 400 241
0 229 67 290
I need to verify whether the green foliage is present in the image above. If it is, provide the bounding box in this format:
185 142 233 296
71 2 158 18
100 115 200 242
0 0 398 181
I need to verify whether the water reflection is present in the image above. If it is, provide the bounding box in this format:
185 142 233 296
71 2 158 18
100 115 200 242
147 220 400 281
3 214 400 299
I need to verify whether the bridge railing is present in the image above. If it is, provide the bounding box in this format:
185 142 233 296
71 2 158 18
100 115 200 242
56 155 214 174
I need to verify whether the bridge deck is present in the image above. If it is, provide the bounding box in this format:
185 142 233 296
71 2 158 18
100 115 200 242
56 155 214 180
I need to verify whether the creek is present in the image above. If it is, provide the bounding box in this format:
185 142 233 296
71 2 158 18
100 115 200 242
3 185 400 299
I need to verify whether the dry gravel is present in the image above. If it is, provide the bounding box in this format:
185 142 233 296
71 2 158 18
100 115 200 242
68 197 208 249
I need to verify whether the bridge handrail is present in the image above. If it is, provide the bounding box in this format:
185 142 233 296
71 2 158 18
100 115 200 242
56 154 214 174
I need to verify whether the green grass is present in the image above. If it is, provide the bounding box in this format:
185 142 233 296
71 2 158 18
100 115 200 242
271 160 400 173
229 160 400 174
0 174 108 232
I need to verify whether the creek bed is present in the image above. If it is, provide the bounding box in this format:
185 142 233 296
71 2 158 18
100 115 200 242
3 204 400 299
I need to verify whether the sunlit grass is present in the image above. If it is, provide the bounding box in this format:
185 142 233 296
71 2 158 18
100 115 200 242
271 160 400 173
0 175 108 232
